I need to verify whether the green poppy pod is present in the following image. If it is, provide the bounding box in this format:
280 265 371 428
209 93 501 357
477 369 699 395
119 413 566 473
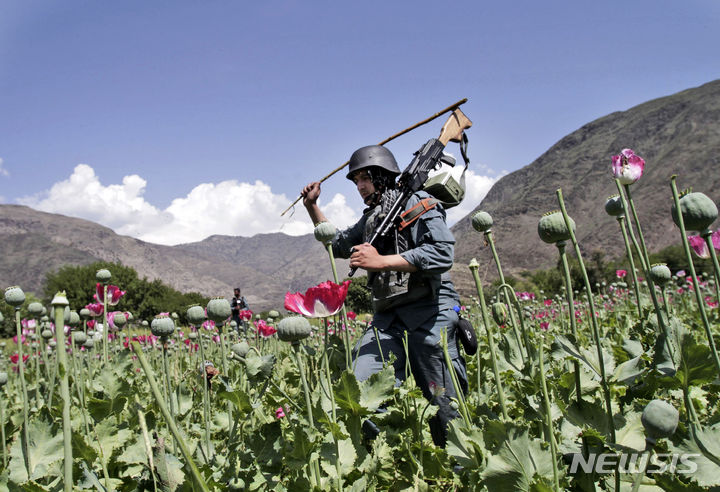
4 286 26 307
186 305 206 326
538 211 576 244
87 330 95 337
62 306 71 324
255 314 261 320
41 329 53 340
68 311 81 328
126 312 134 322
73 332 88 346
277 316 312 343
0 372 7 386
188 332 197 340
468 258 480 269
649 264 672 286
27 302 44 317
471 211 493 233
268 310 280 319
151 316 175 338
491 302 508 325
113 312 127 328
641 399 679 443
231 341 251 358
604 195 624 217
83 339 95 349
96 269 112 283
206 298 232 324
0 312 3 323
141 320 149 327
48 340 56 348
79 308 91 320
314 221 337 245
671 191 718 233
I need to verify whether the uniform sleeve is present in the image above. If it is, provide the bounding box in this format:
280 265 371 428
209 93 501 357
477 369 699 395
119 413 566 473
399 194 455 275
331 216 366 259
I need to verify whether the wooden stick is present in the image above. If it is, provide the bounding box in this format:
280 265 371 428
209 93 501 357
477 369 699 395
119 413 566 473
280 98 468 216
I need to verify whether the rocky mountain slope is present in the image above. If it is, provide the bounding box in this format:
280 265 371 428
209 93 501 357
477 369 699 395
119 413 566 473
449 79 720 291
0 205 345 311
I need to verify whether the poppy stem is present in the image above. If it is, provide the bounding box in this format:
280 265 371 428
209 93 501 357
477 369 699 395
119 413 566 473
555 241 583 404
52 303 73 492
468 260 508 420
14 308 31 478
702 231 720 304
556 190 616 444
324 243 353 370
131 341 210 492
484 231 529 364
670 177 720 376
615 216 644 319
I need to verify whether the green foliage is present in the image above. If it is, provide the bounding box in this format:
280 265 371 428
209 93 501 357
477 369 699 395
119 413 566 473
344 275 372 314
42 261 208 323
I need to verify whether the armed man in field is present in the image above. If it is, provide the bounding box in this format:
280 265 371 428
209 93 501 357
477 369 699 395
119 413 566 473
301 143 468 447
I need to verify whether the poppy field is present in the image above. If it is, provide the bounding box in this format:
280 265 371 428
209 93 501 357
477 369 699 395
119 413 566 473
1 149 720 491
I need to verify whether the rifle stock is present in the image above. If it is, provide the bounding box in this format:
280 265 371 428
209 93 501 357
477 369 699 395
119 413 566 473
438 108 472 146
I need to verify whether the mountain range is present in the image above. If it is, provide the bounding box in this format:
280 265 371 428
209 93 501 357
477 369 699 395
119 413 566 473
2 80 719 310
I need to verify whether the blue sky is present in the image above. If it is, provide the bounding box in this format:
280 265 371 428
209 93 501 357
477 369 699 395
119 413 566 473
1 1 718 244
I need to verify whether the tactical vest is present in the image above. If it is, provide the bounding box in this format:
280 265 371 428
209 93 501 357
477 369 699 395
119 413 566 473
363 190 434 312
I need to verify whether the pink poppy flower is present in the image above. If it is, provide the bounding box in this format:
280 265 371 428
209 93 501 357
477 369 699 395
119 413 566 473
544 299 553 306
239 309 253 321
256 320 277 338
611 148 645 185
688 235 710 259
94 283 126 306
540 322 550 331
85 303 104 317
284 280 350 318
275 407 286 419
202 320 215 330
346 311 357 321
616 269 627 279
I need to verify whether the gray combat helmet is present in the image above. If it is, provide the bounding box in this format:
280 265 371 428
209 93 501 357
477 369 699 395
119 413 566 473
346 145 401 180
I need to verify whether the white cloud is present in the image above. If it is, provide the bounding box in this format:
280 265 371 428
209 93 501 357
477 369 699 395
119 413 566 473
443 169 498 225
16 162 496 246
0 158 9 177
17 164 360 245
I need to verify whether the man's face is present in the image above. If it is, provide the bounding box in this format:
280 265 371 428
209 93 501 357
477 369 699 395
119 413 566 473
234 290 240 296
351 170 376 203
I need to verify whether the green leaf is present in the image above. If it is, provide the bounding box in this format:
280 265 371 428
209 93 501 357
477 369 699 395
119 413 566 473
669 426 720 487
248 421 283 470
217 389 253 415
94 418 132 460
8 418 64 483
481 424 558 492
359 365 395 411
552 335 614 380
446 419 484 469
153 439 185 492
71 430 98 464
320 437 357 478
334 370 367 417
678 333 717 388
613 411 645 452
612 355 643 385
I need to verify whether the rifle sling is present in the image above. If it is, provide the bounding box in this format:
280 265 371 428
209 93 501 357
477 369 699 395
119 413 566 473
398 197 439 231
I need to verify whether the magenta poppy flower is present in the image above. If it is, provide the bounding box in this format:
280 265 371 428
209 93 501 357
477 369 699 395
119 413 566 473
346 311 357 321
611 148 645 185
239 309 253 321
688 235 710 259
275 407 286 419
256 319 277 337
616 269 627 279
284 280 351 318
94 283 126 306
85 303 104 317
